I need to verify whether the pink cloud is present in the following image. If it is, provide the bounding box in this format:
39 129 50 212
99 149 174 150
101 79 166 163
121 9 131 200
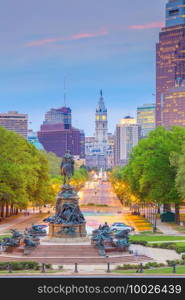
71 29 108 40
128 21 164 30
25 28 108 47
26 38 61 47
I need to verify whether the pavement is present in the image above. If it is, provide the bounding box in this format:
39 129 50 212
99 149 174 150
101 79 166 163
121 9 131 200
129 244 181 263
0 212 50 235
79 181 131 231
156 219 184 235
0 180 185 276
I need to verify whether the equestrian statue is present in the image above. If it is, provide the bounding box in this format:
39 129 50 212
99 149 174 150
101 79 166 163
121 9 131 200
60 150 74 185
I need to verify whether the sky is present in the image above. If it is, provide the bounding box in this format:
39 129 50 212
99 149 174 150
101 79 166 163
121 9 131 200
0 0 167 136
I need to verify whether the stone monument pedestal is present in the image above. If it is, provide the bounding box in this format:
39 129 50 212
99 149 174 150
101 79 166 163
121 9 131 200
49 223 87 238
44 183 87 240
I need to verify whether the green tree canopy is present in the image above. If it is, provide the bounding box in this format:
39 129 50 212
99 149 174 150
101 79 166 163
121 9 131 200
111 126 185 223
0 126 55 217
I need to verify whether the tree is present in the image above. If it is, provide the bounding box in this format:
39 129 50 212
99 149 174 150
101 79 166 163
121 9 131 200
0 126 55 217
44 151 61 176
70 167 89 191
111 126 185 224
170 144 185 223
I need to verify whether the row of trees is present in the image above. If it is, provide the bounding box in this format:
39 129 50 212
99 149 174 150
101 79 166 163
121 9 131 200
0 126 89 219
50 167 89 195
110 126 185 224
0 127 55 218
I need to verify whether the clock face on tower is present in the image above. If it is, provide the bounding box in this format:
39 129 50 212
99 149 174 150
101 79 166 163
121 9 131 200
102 115 106 120
96 115 100 120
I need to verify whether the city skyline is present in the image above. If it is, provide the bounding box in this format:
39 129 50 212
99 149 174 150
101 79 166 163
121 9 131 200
0 0 166 135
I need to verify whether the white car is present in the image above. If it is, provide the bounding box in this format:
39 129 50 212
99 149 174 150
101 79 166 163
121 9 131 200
110 222 134 232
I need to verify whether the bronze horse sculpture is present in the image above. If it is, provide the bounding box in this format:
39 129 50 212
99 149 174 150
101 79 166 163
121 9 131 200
60 151 74 185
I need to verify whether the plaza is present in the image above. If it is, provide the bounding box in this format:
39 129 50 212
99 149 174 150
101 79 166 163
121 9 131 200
0 177 185 276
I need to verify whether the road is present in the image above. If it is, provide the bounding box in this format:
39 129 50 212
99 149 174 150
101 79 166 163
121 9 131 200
0 212 50 235
79 181 123 210
79 180 130 232
0 181 128 235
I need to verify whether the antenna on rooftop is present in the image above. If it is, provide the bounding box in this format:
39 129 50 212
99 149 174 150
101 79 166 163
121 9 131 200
64 77 66 107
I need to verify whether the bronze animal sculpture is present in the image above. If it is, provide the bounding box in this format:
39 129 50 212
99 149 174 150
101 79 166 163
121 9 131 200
60 151 74 185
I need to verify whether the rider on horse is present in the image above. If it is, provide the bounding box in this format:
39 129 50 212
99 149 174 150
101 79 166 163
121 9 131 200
60 150 75 185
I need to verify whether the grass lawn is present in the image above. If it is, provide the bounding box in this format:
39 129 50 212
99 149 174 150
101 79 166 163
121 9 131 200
130 235 185 242
173 242 185 247
115 266 185 274
137 231 162 235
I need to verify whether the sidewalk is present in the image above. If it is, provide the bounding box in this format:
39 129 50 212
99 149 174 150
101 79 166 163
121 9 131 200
129 244 181 263
156 219 185 235
0 212 49 234
0 214 30 234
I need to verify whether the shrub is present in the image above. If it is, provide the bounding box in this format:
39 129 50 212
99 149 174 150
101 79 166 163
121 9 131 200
181 254 185 260
0 261 39 270
130 240 148 246
166 259 185 266
151 243 159 248
158 242 176 249
145 262 165 268
176 246 185 254
45 264 52 269
117 262 166 271
168 244 176 250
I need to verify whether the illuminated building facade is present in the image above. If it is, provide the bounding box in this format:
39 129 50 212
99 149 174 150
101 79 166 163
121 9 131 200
137 104 156 137
166 0 185 27
106 133 115 169
44 106 72 129
156 0 185 126
95 90 108 153
0 111 28 138
85 90 109 169
161 80 185 128
114 116 141 166
85 136 96 155
38 106 85 158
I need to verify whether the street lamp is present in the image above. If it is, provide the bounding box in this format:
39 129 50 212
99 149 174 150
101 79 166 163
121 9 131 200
153 204 158 233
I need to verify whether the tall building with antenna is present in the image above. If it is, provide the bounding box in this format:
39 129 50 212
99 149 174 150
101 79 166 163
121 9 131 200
38 83 85 158
44 107 72 129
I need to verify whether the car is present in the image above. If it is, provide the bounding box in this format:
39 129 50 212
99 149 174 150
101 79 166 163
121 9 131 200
34 224 48 229
110 222 134 232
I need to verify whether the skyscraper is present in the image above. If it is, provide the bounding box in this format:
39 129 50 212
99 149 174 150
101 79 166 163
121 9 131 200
166 0 185 27
156 0 185 127
162 80 185 128
137 104 156 137
0 111 28 138
44 106 72 129
38 106 85 158
114 116 141 166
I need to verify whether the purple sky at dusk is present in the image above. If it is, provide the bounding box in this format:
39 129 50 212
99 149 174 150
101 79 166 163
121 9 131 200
0 0 167 135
